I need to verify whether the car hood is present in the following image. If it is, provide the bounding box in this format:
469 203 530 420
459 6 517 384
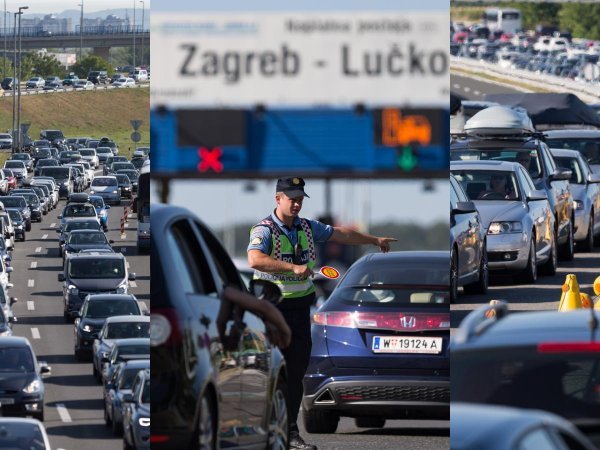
472 201 526 229
0 372 35 390
92 185 117 193
70 278 125 290
80 317 107 329
66 243 112 252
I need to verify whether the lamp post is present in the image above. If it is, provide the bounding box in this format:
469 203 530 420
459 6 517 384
78 1 83 62
16 5 27 153
132 0 135 70
11 11 16 154
3 0 6 78
139 0 144 67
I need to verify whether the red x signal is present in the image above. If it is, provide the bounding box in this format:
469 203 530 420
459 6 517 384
197 147 223 173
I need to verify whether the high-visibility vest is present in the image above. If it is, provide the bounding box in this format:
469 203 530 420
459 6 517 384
251 216 316 299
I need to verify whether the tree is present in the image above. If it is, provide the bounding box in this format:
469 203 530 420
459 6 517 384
69 55 113 78
23 52 66 79
559 4 600 40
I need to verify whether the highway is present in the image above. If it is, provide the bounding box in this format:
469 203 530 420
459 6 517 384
451 73 523 100
6 169 149 450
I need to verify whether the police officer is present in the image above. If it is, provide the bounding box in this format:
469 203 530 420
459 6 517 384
247 177 396 450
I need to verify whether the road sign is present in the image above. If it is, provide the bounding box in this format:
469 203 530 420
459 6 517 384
130 131 141 142
130 119 143 130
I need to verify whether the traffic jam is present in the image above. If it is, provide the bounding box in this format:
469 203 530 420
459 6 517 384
0 132 150 450
450 5 600 449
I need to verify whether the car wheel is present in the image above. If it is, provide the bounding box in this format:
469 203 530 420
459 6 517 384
196 392 217 450
463 245 488 295
522 236 537 283
75 348 83 361
355 417 386 428
64 310 70 323
267 377 289 450
580 214 594 252
104 403 111 425
539 235 557 276
559 222 575 261
303 408 339 434
26 222 31 231
450 247 458 303
34 410 44 422
123 431 134 450
112 407 123 435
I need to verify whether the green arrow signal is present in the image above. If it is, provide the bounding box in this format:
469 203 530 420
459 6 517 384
397 146 417 171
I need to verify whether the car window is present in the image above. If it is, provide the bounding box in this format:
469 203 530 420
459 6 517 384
554 157 583 185
517 166 536 194
450 178 460 206
517 428 562 450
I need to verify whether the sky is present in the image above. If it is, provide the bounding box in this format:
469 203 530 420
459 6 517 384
1 1 150 16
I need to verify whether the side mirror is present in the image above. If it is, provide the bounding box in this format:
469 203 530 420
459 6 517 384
57 215 62 219
451 201 478 216
8 316 14 323
250 279 283 305
39 363 51 374
5 267 12 273
109 240 114 244
128 273 136 281
6 283 12 289
9 297 16 305
588 173 600 184
106 205 111 209
58 273 65 282
550 168 571 181
526 189 548 202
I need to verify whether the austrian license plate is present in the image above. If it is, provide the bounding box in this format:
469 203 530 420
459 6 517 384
372 336 443 354
0 397 15 404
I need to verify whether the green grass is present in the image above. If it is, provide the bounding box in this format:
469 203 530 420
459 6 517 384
0 87 149 166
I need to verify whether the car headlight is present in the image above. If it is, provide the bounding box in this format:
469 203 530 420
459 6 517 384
112 190 118 194
22 379 41 394
63 181 69 186
139 417 150 427
0 329 11 336
488 221 523 235
68 285 79 294
573 200 584 210
82 324 92 333
90 190 95 194
16 225 22 229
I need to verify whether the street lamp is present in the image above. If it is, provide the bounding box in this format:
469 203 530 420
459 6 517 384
78 1 83 62
139 0 144 68
132 0 136 69
16 5 27 153
11 10 17 154
3 0 6 78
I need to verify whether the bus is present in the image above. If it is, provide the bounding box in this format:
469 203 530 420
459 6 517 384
482 8 522 35
136 160 150 252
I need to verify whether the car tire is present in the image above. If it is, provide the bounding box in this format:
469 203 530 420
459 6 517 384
26 222 31 232
559 222 574 261
450 247 458 303
63 310 70 323
196 391 217 450
104 403 111 425
355 417 386 428
267 376 289 450
303 408 339 434
463 246 488 295
579 214 594 252
539 235 557 276
112 407 123 435
521 236 537 283
123 431 134 450
75 348 83 361
34 410 44 422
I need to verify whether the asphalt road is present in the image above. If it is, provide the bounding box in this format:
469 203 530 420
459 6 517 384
7 171 149 450
451 73 523 100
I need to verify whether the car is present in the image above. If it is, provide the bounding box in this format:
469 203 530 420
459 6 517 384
451 403 597 450
0 132 13 149
551 148 600 251
110 73 127 84
59 150 82 165
100 338 150 387
115 174 133 199
130 157 146 171
452 160 557 282
74 80 94 90
31 148 52 162
43 81 62 91
66 165 86 192
98 138 119 155
133 146 150 158
9 153 33 172
78 148 99 169
90 176 121 205
116 169 139 194
451 106 575 262
74 294 143 360
452 303 600 448
38 166 73 199
121 368 150 449
33 158 58 176
44 76 62 86
25 77 44 89
79 161 95 186
113 77 135 88
2 196 31 231
89 195 110 231
0 337 50 421
58 252 136 321
4 160 27 183
1 169 16 191
87 70 108 85
301 251 449 433
30 180 57 209
9 192 42 223
63 229 114 260
62 74 80 86
130 69 148 82
0 417 54 449
20 186 49 215
544 129 600 174
151 203 291 449
0 170 10 195
39 130 65 147
111 162 136 174
58 202 98 232
104 156 129 175
6 208 26 241
0 283 16 324
450 174 487 301
0 77 17 90
104 360 150 436
96 147 114 164
92 315 150 382
56 217 102 256
0 304 13 336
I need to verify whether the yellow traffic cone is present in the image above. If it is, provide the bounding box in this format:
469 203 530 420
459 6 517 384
558 274 582 312
580 292 592 309
594 276 600 296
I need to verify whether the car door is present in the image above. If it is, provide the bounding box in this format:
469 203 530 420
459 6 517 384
517 166 553 257
581 157 600 237
450 176 481 283
193 219 271 448
541 144 571 240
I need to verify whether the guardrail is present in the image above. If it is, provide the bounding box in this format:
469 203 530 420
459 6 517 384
450 55 600 101
0 26 147 38
0 82 149 97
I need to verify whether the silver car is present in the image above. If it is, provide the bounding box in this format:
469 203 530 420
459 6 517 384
451 160 556 283
78 148 100 169
551 148 600 251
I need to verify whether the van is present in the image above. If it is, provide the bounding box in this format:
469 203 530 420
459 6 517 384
130 69 148 82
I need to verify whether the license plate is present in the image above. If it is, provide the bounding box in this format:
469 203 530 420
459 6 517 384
372 336 443 354
0 398 15 404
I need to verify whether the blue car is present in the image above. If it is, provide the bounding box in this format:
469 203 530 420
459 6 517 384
89 195 110 232
302 251 450 433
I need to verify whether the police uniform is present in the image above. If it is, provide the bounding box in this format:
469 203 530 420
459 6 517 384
248 177 332 450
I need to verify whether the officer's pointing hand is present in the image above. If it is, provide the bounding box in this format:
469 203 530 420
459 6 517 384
375 237 398 253
292 264 314 279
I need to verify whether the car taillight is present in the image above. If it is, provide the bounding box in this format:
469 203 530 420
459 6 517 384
150 308 182 347
150 435 170 443
537 342 600 353
312 311 450 331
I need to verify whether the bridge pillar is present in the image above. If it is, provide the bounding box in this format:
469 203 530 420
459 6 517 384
93 46 110 60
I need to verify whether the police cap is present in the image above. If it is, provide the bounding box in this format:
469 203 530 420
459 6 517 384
276 177 310 198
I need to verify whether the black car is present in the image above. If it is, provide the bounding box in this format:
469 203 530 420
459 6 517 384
117 169 139 194
9 192 42 222
122 368 150 449
39 129 65 147
87 70 108 85
101 338 150 387
31 149 53 163
38 166 73 199
63 229 114 259
0 336 50 421
2 196 31 231
6 209 26 241
74 294 143 360
0 77 17 90
151 203 291 449
57 218 102 256
115 174 133 199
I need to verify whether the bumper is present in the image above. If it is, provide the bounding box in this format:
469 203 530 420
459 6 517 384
94 192 120 205
75 334 97 352
121 189 132 198
30 210 42 221
0 396 44 417
486 232 529 271
65 294 84 317
302 377 449 419
574 210 588 241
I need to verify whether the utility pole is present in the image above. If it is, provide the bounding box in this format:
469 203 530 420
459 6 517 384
78 1 83 62
132 1 136 70
3 0 6 78
11 11 16 154
17 5 27 153
139 0 144 67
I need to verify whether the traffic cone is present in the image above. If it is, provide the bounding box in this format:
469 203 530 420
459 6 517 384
558 274 582 312
594 276 600 296
580 292 592 309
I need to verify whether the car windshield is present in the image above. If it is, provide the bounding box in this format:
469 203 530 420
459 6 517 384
545 137 600 164
120 171 138 181
97 147 111 154
0 421 46 449
89 198 104 209
0 347 34 372
452 349 600 421
63 205 95 217
84 300 138 318
106 322 149 339
141 379 150 403
120 367 143 389
116 345 149 359
452 170 521 201
92 178 117 187
451 149 543 179
39 167 69 179
68 232 106 244
554 157 584 185
38 160 57 167
1 197 25 207
80 150 95 156
65 221 100 232
7 210 21 222
116 175 130 184
11 154 28 160
5 161 23 168
68 258 125 279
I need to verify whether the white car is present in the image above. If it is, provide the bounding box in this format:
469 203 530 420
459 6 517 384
112 77 135 88
26 77 45 89
78 148 99 169
74 80 94 90
0 133 12 149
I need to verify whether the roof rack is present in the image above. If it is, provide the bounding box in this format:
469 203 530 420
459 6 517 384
452 300 509 345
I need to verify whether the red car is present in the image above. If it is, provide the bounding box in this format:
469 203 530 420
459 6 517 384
0 169 14 192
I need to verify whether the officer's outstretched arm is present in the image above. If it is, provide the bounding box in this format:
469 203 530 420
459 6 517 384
248 249 313 278
330 227 397 253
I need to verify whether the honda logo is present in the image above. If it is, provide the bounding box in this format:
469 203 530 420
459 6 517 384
400 316 416 328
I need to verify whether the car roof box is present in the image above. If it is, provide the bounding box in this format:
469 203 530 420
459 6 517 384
464 106 535 137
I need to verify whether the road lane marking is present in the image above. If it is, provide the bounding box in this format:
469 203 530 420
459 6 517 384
35 247 42 253
126 262 130 269
130 281 137 288
31 328 40 339
30 262 37 269
27 301 34 310
56 404 72 423
474 90 480 96
28 279 34 288
121 234 126 239
50 223 56 228
124 223 129 228
463 87 471 93
453 83 461 89
42 234 48 240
